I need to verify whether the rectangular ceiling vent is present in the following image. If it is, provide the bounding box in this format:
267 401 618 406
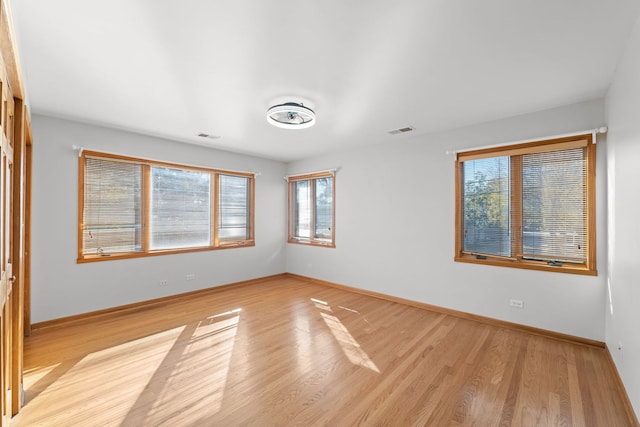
197 133 221 139
388 126 415 135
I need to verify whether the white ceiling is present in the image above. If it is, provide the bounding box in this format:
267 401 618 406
11 0 640 162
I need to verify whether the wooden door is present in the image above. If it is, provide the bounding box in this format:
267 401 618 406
0 70 15 427
0 0 29 423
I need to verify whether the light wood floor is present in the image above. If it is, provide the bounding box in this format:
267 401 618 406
12 276 634 426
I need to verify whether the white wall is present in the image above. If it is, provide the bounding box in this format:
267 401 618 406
287 98 607 341
31 115 287 322
605 13 640 418
31 81 635 411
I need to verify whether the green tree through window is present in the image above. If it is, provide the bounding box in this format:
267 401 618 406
462 156 510 257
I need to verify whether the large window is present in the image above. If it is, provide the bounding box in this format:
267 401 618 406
455 134 596 275
79 151 254 262
288 172 335 247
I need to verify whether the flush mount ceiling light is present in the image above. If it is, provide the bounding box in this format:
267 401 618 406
266 102 315 129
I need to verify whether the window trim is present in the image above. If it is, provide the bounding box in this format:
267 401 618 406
287 171 335 248
454 134 597 276
78 150 255 263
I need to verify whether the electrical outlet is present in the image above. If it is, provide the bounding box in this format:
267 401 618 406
509 299 524 309
159 279 169 287
186 274 195 281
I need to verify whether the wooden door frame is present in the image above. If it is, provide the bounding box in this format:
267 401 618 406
0 0 30 422
10 99 28 414
22 118 30 339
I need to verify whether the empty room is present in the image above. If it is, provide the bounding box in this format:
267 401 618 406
0 0 638 425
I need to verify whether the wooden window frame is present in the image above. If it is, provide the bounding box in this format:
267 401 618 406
287 171 335 248
78 150 255 263
455 134 597 276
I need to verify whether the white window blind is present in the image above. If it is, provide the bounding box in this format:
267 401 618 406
83 157 142 254
218 174 251 241
521 148 587 263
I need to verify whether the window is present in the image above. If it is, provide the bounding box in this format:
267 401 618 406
288 172 335 247
455 134 596 275
218 174 252 241
150 167 211 250
79 151 254 262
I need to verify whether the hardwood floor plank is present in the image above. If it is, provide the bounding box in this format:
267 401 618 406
11 276 636 426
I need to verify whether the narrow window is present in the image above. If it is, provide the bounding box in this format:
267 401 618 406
218 174 252 243
288 172 335 247
521 148 587 263
462 156 511 258
455 134 596 275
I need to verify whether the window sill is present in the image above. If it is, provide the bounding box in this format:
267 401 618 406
454 255 597 276
288 238 335 248
77 241 255 263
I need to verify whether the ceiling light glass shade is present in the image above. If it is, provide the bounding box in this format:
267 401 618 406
266 102 315 129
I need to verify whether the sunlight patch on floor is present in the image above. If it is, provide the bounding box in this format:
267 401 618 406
294 315 314 372
22 362 61 390
209 308 242 319
338 305 360 314
127 309 241 424
18 308 244 426
17 325 185 425
320 311 380 373
311 298 333 312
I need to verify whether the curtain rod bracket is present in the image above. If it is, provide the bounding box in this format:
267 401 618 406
72 145 84 157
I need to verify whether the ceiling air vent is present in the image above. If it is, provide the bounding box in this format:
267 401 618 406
197 133 221 139
388 126 415 135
